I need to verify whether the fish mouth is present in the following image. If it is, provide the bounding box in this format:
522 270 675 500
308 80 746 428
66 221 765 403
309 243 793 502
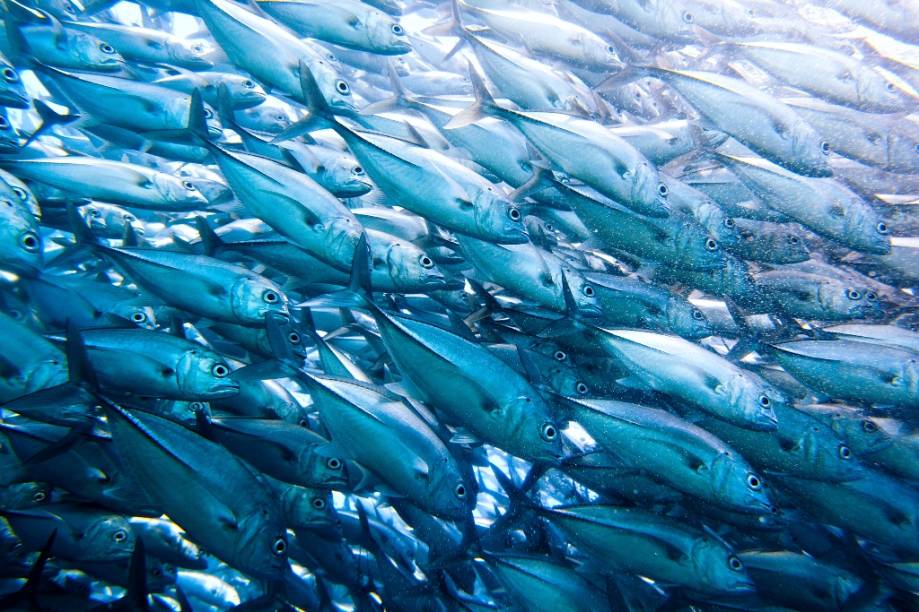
207 381 240 398
388 41 412 54
4 92 30 110
749 410 779 432
439 277 466 291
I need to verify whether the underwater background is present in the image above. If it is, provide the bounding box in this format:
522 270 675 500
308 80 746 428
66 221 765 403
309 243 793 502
0 0 917 610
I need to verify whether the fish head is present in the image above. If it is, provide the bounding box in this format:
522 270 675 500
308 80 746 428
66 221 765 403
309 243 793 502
667 297 714 339
154 172 211 210
731 372 780 431
475 192 528 244
0 172 39 217
504 394 565 463
0 109 21 153
220 74 267 109
679 225 724 271
323 215 364 268
202 102 224 139
843 199 892 256
379 238 450 292
239 103 292 134
691 537 755 593
308 60 357 114
71 31 124 72
629 160 668 216
281 486 336 530
24 355 68 395
110 299 157 329
300 446 349 489
365 13 411 55
711 452 772 513
230 275 288 324
233 508 288 579
0 61 29 109
175 168 234 206
863 73 910 113
563 269 604 318
428 467 476 521
895 356 919 401
169 38 215 70
791 120 833 177
145 557 177 592
176 349 239 399
825 284 884 320
84 514 136 561
323 154 373 197
0 206 43 276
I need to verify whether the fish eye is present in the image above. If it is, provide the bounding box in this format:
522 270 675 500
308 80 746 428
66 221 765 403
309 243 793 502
311 497 326 509
758 395 771 407
12 187 27 201
243 79 255 88
32 490 46 502
352 165 365 176
262 290 279 303
391 23 404 35
2 67 19 82
508 207 522 221
876 221 889 234
540 422 558 441
846 289 861 300
682 11 694 23
728 556 743 571
182 180 197 191
123 214 135 222
820 141 831 156
544 223 554 231
132 312 147 323
419 254 434 268
272 537 287 556
582 284 595 298
885 81 896 92
335 80 350 95
553 350 567 361
692 308 705 321
705 237 718 251
657 183 669 197
88 208 101 217
112 529 127 543
99 42 115 54
606 45 615 54
746 474 762 490
789 235 799 244
866 290 877 301
190 402 204 410
203 108 214 119
575 381 589 395
326 457 342 470
862 419 878 433
211 363 229 378
192 43 204 52
454 483 466 498
19 231 39 252
287 332 301 345
838 445 851 459
723 218 735 229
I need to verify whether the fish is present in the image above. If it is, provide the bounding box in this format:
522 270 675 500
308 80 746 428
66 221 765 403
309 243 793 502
0 0 916 608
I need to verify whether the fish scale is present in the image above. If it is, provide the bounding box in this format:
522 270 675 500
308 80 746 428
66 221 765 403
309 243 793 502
0 0 916 609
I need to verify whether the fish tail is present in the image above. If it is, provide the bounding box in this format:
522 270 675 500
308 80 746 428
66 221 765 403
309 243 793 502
443 63 499 130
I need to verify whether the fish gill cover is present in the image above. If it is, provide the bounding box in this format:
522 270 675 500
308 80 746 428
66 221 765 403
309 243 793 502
0 0 917 609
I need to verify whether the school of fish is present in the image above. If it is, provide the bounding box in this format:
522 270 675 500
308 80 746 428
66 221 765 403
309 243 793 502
0 0 917 609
